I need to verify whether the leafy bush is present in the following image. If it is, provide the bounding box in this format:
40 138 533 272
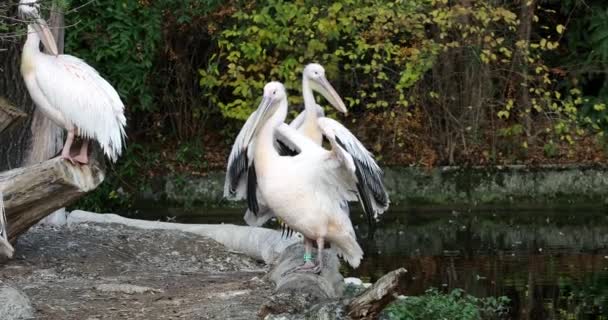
200 0 582 165
381 288 510 320
65 0 223 138
200 0 437 120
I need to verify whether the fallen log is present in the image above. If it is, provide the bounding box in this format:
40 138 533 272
0 98 26 134
347 268 407 319
0 157 105 242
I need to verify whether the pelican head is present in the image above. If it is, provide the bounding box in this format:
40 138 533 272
19 0 58 55
303 63 347 114
243 82 287 146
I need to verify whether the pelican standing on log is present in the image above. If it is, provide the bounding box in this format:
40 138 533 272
19 0 126 164
237 82 389 272
225 64 347 226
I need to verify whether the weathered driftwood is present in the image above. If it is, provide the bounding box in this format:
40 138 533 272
347 268 407 319
0 98 26 134
269 243 344 299
0 158 105 242
67 210 300 264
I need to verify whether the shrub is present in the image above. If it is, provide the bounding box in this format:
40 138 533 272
381 288 510 320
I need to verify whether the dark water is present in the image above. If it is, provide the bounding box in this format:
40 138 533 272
129 206 608 319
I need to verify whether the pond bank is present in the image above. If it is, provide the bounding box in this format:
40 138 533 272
140 165 608 209
0 221 272 319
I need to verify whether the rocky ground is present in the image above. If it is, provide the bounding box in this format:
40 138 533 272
0 223 273 319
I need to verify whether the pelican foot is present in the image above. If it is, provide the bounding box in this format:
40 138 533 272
60 154 77 165
72 154 89 164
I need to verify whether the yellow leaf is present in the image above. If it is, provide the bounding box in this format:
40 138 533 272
556 24 565 34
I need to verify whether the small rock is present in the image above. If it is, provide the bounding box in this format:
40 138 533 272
343 277 362 286
0 284 34 320
37 209 68 227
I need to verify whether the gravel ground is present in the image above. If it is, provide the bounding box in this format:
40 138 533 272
0 223 273 319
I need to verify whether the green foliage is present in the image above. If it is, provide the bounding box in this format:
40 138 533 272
200 0 438 120
556 0 608 134
64 0 161 111
382 288 510 320
199 0 583 165
65 0 221 112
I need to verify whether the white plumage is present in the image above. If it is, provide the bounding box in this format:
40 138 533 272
224 64 347 227
31 53 126 161
19 1 126 163
231 82 389 271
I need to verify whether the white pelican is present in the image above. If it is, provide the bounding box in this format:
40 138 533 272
224 64 347 226
238 82 389 272
19 0 126 164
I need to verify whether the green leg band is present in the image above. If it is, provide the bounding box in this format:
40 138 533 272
303 253 313 262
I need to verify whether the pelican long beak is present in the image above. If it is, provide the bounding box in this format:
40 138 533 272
243 95 274 147
32 17 58 56
311 76 347 114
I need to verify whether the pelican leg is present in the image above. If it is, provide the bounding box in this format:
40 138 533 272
73 139 89 164
283 238 318 275
60 127 76 164
313 237 325 273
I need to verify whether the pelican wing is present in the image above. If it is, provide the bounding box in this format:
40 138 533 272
35 54 126 161
224 111 280 220
317 117 390 222
275 122 359 206
226 112 302 201
224 110 258 200
274 123 319 153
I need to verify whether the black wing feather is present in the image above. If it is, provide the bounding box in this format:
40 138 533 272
276 139 299 156
247 161 259 216
228 148 248 196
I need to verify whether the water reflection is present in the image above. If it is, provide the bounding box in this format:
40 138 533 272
349 209 608 320
130 206 608 319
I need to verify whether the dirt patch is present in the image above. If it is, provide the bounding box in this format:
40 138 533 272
0 223 273 319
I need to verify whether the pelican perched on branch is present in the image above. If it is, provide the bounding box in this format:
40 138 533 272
19 0 126 164
224 64 347 226
237 82 388 272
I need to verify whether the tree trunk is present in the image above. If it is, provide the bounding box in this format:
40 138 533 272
0 19 35 170
0 0 64 170
0 98 26 134
0 158 105 242
516 0 536 143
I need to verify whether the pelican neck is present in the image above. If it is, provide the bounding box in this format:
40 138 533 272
23 25 42 53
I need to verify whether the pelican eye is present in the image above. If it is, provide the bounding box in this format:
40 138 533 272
273 90 276 95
